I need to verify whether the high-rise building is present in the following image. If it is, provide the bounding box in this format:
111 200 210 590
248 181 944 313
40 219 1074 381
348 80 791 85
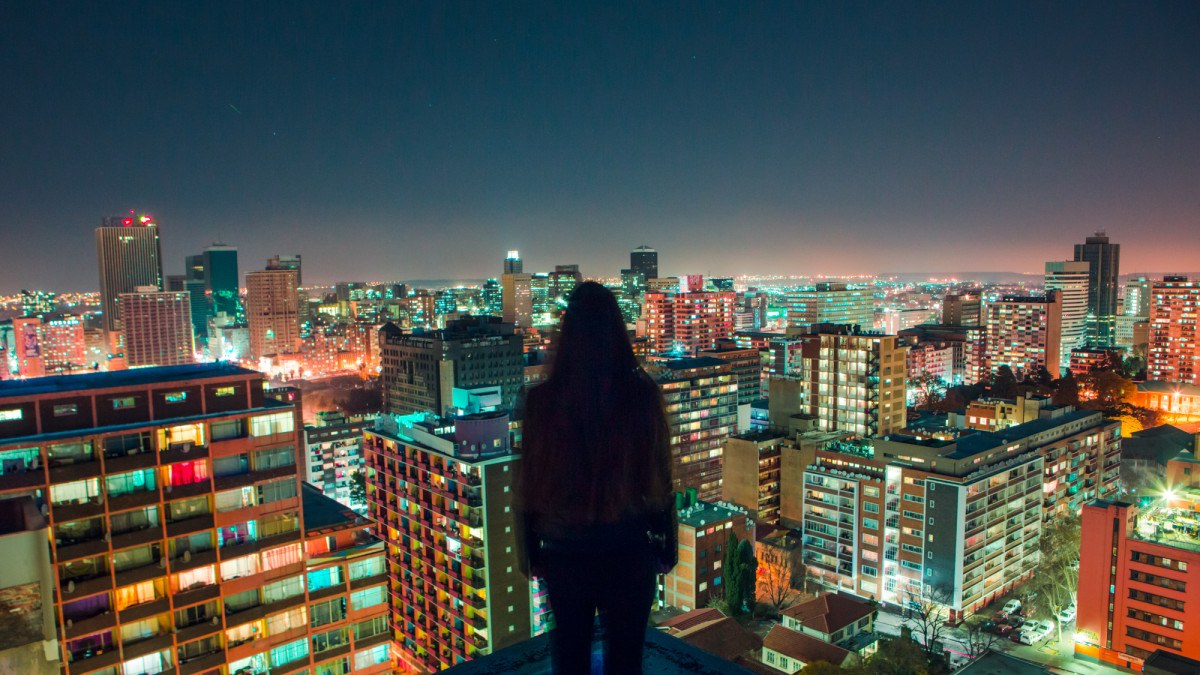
12 317 46 378
246 269 301 360
303 410 373 511
1074 231 1120 346
630 246 658 282
378 316 524 416
1045 260 1090 375
1076 486 1200 669
1148 276 1200 385
1124 276 1153 318
548 264 581 308
721 431 785 524
480 279 502 316
793 325 908 437
204 244 242 322
363 412 539 670
653 358 738 501
96 215 164 333
119 287 196 367
941 293 981 327
984 293 1063 379
786 283 874 333
41 317 88 373
500 273 533 329
502 250 523 275
0 364 390 675
168 275 210 348
642 288 737 356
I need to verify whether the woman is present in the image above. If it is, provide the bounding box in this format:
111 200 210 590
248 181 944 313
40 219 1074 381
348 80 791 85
518 281 676 675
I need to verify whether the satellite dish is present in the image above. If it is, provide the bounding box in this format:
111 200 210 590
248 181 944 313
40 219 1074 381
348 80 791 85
67 580 75 594
183 550 192 562
66 619 73 628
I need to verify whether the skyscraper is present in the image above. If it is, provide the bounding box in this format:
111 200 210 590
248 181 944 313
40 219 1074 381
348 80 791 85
96 214 164 333
653 358 738 501
266 254 302 284
795 325 908 436
119 287 196 367
500 273 532 328
1045 260 1090 376
941 292 981 327
502 250 523 275
642 287 737 355
630 245 658 281
1148 276 1200 385
246 269 301 360
1074 232 1120 346
204 244 242 322
1123 276 1152 318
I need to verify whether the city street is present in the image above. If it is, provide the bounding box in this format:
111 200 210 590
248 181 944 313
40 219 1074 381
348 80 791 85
874 607 1132 675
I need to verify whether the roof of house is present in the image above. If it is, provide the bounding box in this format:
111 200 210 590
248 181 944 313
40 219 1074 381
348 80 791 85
779 593 876 634
1144 649 1200 674
957 651 1049 674
673 617 763 662
1138 380 1200 396
1124 425 1198 464
762 625 852 667
659 608 725 633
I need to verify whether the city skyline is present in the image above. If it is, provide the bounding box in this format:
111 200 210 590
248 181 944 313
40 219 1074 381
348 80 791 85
2 3 1199 290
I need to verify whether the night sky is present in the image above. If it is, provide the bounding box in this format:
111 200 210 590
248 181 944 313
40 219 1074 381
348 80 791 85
2 2 1198 291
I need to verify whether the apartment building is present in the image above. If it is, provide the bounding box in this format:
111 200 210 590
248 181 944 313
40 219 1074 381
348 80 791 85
792 324 907 437
0 363 391 675
662 493 754 612
1076 495 1200 670
363 412 538 672
795 409 1119 622
642 288 737 356
984 293 1063 379
652 358 739 501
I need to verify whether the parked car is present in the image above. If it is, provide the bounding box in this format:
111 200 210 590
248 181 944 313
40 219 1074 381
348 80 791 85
983 620 1014 636
1058 605 1077 623
1002 599 1022 615
1018 620 1054 645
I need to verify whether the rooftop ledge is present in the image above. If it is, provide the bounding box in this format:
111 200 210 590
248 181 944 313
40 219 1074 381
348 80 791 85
443 628 756 674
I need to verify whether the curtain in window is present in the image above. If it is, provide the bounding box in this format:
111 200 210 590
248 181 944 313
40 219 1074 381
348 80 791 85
261 544 302 572
50 479 100 505
220 554 260 582
353 644 389 669
172 565 216 592
262 575 304 603
266 607 307 635
114 581 156 611
168 460 210 487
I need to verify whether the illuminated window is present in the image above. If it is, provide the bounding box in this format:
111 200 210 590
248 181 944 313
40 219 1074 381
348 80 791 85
53 404 78 417
112 397 136 410
215 386 237 397
164 391 187 404
0 408 23 422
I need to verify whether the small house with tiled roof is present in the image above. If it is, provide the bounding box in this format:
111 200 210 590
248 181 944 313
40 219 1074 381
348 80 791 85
779 592 877 648
761 624 855 673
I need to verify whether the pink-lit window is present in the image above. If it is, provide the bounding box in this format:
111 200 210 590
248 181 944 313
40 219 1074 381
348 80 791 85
167 459 210 487
261 543 302 572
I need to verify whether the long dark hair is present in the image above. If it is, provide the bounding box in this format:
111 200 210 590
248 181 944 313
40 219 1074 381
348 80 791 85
519 282 672 523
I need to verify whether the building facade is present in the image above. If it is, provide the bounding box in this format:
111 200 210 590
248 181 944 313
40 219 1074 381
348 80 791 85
642 289 737 356
794 325 907 437
941 293 982 327
1148 277 1200 385
984 293 1063 379
0 363 391 675
662 494 754 612
630 246 658 283
654 358 739 501
786 284 874 333
363 413 537 671
1045 260 1091 375
1075 232 1120 347
246 269 301 360
120 288 196 368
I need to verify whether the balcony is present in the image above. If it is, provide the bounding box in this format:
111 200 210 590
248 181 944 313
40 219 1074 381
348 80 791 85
175 618 222 644
179 648 226 675
103 450 157 473
0 467 45 491
166 512 215 537
113 560 166 588
53 498 105 522
49 461 98 484
63 610 116 639
108 488 160 512
121 632 173 660
161 441 209 465
66 645 121 671
173 583 221 608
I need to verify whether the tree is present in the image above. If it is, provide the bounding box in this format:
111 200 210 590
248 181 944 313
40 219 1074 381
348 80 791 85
800 661 844 675
959 615 1000 660
1028 516 1081 642
861 627 947 675
990 366 1018 399
911 374 948 410
1052 371 1081 407
722 531 745 615
902 584 954 656
758 544 804 615
1079 369 1136 412
348 469 367 507
738 539 758 611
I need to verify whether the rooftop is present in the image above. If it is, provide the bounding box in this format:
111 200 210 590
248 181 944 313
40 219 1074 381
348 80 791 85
0 362 259 400
762 624 852 666
1131 506 1200 554
678 501 746 529
660 357 728 371
301 482 367 533
1138 380 1200 396
958 650 1049 674
779 592 876 635
670 616 762 663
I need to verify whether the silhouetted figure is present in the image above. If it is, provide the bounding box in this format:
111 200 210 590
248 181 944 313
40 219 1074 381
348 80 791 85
518 282 676 675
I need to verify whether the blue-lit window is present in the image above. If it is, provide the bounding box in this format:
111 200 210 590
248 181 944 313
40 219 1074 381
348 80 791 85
349 585 385 610
307 566 344 592
165 391 187 404
269 639 309 667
